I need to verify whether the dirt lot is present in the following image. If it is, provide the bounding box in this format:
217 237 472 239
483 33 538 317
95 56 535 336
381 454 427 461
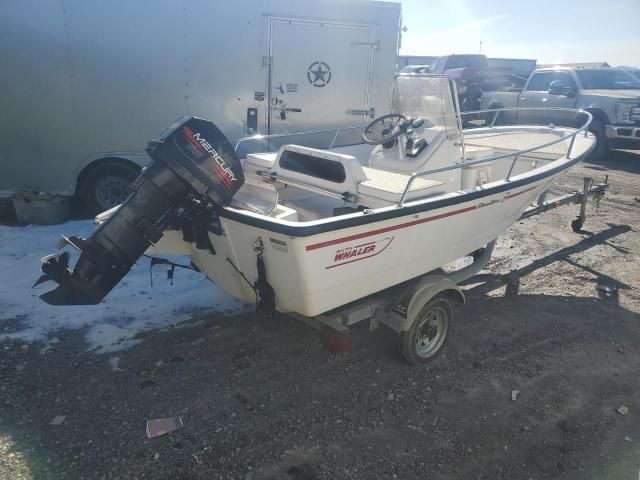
1 151 639 480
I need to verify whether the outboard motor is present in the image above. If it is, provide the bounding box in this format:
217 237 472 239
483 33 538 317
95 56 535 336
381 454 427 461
35 116 244 305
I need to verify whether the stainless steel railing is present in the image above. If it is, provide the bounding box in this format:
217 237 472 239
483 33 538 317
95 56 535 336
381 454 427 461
233 107 593 210
234 125 366 155
397 108 593 206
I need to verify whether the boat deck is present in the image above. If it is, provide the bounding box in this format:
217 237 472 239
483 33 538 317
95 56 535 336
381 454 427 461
463 130 572 158
361 167 442 194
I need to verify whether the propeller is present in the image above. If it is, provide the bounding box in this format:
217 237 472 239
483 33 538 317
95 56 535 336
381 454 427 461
32 251 72 288
32 251 91 305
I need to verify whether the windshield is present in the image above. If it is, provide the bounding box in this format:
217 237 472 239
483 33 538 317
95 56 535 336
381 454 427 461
393 75 460 140
576 69 640 89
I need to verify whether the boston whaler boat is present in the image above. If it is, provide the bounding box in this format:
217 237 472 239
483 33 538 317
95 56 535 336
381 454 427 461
36 75 606 364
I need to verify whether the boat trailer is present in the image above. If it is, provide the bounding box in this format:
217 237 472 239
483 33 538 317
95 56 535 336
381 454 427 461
520 176 608 232
294 175 609 365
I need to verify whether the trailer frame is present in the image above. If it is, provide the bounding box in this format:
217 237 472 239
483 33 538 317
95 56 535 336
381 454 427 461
289 175 608 364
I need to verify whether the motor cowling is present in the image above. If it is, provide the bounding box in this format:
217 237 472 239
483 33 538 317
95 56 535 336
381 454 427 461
36 116 244 305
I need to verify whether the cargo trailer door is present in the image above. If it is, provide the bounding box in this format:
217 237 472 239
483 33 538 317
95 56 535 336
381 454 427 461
268 18 375 146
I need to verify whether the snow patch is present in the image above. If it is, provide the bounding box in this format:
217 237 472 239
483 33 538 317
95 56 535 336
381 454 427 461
0 221 247 351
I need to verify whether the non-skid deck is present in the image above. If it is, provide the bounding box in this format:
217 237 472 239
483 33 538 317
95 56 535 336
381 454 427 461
360 166 442 202
464 130 572 158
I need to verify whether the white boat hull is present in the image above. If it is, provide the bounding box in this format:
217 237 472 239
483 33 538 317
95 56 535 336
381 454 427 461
155 174 550 317
34 80 596 314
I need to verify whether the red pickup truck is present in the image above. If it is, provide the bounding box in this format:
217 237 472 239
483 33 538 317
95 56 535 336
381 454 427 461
428 54 512 111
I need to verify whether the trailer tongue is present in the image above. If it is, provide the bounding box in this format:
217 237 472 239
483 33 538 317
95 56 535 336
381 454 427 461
35 116 244 305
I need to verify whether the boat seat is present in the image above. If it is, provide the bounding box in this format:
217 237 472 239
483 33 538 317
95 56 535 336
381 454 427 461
249 145 367 199
358 167 443 205
243 152 278 177
230 178 278 215
245 145 443 208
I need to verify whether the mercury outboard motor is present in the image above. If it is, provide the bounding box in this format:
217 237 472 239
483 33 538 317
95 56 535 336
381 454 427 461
35 116 244 305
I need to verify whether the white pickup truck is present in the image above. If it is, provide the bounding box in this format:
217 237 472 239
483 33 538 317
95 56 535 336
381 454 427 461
481 67 640 159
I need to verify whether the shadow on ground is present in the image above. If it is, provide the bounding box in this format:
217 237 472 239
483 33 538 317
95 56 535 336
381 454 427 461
582 149 640 176
1 151 639 479
1 288 639 479
461 222 633 299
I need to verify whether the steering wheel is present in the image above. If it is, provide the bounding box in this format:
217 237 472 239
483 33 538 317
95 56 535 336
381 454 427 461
362 113 407 145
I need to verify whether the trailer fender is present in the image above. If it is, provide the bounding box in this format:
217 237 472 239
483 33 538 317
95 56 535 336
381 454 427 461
400 275 464 332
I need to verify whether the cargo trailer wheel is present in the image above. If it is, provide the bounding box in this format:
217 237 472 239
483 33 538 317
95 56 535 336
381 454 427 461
399 296 451 365
78 162 140 215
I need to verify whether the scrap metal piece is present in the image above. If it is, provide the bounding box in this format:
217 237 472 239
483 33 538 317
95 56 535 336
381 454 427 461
49 415 66 426
617 405 629 416
146 417 184 438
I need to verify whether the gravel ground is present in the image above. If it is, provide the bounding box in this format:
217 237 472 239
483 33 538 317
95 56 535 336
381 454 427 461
1 150 639 480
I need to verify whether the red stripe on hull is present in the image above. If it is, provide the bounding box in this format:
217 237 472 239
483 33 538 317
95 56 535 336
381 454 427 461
306 205 476 251
505 185 537 198
305 185 538 252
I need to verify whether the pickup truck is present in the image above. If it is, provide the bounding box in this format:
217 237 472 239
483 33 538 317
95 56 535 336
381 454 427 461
429 54 512 111
481 67 640 159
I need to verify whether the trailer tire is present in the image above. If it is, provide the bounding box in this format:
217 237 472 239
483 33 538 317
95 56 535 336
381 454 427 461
399 295 452 365
571 216 585 232
78 162 141 215
586 120 609 161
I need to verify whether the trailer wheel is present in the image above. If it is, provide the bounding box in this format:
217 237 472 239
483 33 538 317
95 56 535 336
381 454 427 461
399 295 452 365
78 162 140 215
571 216 585 232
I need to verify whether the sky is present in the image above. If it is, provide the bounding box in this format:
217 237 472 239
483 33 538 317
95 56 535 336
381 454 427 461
399 0 640 66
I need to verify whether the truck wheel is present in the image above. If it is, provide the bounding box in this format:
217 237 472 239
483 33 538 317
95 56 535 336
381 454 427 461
79 162 140 215
398 295 452 365
586 120 609 161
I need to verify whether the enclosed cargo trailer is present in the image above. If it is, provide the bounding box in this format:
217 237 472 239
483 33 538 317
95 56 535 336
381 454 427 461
0 0 401 213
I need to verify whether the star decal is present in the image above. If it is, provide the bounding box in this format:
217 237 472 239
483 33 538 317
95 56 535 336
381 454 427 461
307 61 332 87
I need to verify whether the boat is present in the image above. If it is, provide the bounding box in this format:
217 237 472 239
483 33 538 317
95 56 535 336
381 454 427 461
35 74 599 363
